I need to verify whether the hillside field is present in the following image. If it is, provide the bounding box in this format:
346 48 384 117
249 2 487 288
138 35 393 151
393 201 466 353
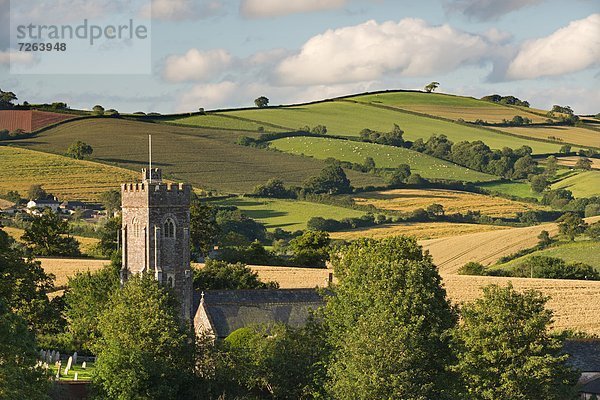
270 136 496 182
330 221 506 241
0 145 138 201
12 119 384 194
222 100 561 154
499 125 599 149
3 227 100 257
166 114 286 132
476 180 542 199
495 241 600 271
353 188 545 218
350 91 549 123
551 171 600 197
210 197 366 231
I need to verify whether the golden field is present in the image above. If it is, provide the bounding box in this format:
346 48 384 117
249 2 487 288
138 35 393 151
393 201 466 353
499 125 600 148
395 104 548 124
40 257 600 334
354 188 542 218
330 221 507 241
556 156 600 169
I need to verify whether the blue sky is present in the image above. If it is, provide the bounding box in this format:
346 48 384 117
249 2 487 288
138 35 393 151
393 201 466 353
1 0 599 114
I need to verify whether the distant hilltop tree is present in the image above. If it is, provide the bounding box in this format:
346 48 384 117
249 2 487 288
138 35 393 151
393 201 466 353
92 104 105 115
254 96 269 108
424 81 439 93
481 94 530 107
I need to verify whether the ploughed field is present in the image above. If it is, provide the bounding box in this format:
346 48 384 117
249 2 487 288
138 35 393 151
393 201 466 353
11 119 384 194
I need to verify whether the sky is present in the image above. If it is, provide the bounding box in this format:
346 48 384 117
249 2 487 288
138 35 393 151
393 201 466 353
0 0 599 114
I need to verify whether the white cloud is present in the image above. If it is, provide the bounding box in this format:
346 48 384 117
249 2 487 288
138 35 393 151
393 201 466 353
275 19 492 86
0 49 35 65
139 0 223 21
10 0 122 24
177 81 238 111
162 48 233 83
444 0 543 21
506 14 600 80
240 0 347 18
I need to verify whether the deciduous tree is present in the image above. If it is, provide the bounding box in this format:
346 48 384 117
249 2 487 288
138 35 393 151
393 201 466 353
21 209 80 256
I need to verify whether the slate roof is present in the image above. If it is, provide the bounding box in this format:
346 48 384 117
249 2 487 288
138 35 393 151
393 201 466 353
194 289 325 339
581 377 600 394
564 339 600 372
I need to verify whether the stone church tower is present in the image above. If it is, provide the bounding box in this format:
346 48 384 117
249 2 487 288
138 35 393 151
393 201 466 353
121 168 193 321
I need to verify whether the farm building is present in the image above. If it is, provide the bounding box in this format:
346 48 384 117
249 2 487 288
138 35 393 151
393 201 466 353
26 198 61 213
193 289 325 339
0 110 73 132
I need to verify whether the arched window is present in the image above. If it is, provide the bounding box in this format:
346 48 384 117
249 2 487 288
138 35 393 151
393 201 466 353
163 218 175 238
132 217 141 238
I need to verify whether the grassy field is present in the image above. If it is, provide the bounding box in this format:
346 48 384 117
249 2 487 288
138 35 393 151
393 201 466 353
351 91 549 123
421 216 600 274
330 222 506 241
41 256 600 334
223 100 561 154
499 125 600 149
49 361 95 381
270 136 496 182
12 119 384 194
495 240 600 271
210 196 366 231
551 171 600 197
353 188 545 218
0 146 138 201
476 180 542 199
166 114 286 132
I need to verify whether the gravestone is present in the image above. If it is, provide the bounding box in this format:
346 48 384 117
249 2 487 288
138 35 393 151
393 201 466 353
73 351 78 365
55 351 61 363
65 356 73 375
74 373 78 381
82 361 87 370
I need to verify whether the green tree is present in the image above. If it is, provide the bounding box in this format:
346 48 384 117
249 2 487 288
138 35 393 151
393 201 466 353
97 216 121 257
575 157 593 170
0 300 50 400
324 236 459 399
363 156 376 171
537 230 552 246
557 212 587 241
190 202 219 258
587 222 600 240
0 228 58 334
254 96 269 108
387 163 411 186
0 89 17 109
66 140 93 160
193 259 277 290
559 144 572 154
303 165 352 195
253 178 294 198
92 104 105 115
21 209 80 256
426 203 445 218
529 174 549 193
512 155 537 179
289 230 331 267
27 184 48 200
513 255 599 280
92 275 194 400
406 173 426 185
99 189 121 215
545 155 558 177
458 261 486 276
452 284 578 400
4 190 21 205
64 264 120 351
424 81 440 93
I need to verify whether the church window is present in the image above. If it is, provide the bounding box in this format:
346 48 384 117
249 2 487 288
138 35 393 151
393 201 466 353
132 217 141 238
164 218 175 238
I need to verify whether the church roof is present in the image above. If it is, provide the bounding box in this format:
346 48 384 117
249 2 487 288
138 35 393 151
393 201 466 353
194 289 325 339
564 339 600 372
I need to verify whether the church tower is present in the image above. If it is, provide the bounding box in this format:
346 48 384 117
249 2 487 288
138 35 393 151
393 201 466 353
120 167 193 321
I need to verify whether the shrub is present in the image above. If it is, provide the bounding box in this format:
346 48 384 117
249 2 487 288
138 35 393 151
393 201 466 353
458 262 487 276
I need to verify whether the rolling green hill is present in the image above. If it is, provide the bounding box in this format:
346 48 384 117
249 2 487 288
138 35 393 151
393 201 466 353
495 241 600 271
211 196 366 231
216 100 562 154
270 136 496 182
551 171 600 197
12 119 384 194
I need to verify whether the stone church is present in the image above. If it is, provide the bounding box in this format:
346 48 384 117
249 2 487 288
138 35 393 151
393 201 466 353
120 168 323 337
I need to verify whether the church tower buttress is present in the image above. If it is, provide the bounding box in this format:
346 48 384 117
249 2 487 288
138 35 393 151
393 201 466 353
121 168 193 321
